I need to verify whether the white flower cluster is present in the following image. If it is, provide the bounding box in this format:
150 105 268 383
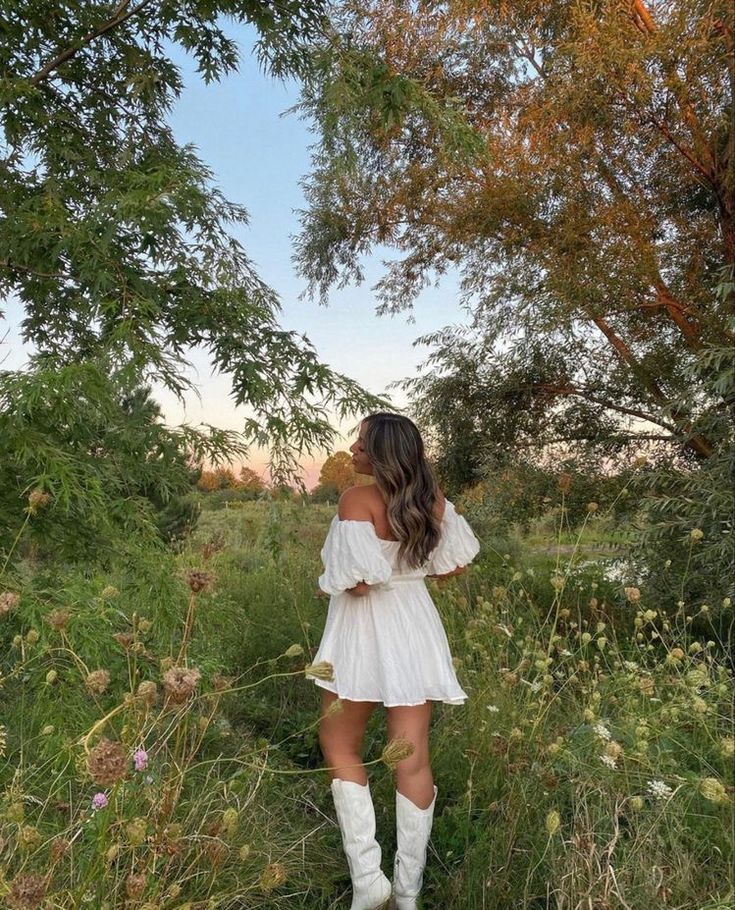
593 721 612 741
646 779 673 801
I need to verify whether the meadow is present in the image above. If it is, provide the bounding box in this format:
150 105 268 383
0 486 732 910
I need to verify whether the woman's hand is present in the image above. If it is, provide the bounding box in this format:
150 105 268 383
345 580 371 597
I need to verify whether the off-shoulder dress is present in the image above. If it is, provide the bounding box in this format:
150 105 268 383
311 500 481 707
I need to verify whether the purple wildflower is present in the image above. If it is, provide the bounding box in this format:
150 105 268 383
133 748 148 772
92 792 109 810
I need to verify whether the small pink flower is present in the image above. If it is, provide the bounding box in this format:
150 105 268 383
92 792 108 810
133 749 148 772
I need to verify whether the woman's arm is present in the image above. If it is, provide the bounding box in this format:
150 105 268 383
427 565 467 581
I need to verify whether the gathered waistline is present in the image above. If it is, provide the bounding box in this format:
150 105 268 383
380 576 426 588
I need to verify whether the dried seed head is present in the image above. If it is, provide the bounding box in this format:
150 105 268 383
212 673 234 692
85 669 111 695
8 872 48 909
45 608 71 631
27 489 51 513
303 660 334 681
284 643 304 658
624 587 641 603
162 666 201 703
545 810 561 835
0 591 21 616
324 698 344 718
50 837 71 861
125 872 147 900
136 680 158 706
586 501 598 512
259 862 287 891
112 632 134 650
699 777 729 804
100 585 119 599
557 472 573 493
87 738 128 786
185 569 214 593
381 736 415 770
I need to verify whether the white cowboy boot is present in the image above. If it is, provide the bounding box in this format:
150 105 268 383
391 784 438 909
330 778 393 910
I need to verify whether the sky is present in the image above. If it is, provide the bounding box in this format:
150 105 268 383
2 20 469 490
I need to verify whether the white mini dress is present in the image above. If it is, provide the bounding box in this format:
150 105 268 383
311 500 481 707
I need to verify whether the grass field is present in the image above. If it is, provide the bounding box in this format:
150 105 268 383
0 498 732 908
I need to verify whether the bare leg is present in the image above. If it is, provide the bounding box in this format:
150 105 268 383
318 688 379 783
386 701 434 808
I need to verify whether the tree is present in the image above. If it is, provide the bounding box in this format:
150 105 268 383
239 465 266 492
295 0 735 472
0 1 392 487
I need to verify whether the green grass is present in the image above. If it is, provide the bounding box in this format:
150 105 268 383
0 499 732 908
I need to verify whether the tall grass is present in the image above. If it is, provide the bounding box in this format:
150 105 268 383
1 491 732 908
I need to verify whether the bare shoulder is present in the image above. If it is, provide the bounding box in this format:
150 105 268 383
337 485 374 520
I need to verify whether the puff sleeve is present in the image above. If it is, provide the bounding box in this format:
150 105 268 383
427 501 481 576
318 516 394 596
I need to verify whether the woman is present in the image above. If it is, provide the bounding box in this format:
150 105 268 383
310 412 481 910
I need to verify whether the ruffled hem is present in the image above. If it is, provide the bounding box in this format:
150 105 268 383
311 678 467 707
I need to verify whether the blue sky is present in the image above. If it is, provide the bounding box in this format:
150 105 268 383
3 20 469 487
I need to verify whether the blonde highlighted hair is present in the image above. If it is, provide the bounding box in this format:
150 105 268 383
362 412 442 569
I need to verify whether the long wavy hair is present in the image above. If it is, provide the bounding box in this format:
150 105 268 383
362 412 442 569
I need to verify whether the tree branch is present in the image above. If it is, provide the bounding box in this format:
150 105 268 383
30 0 157 87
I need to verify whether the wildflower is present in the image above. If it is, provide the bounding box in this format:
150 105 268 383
133 749 149 772
85 669 111 695
259 862 287 891
633 455 648 468
304 660 334 681
87 738 128 786
50 838 70 861
136 680 158 706
26 629 39 645
185 569 214 593
628 795 644 811
698 777 729 804
545 809 561 835
381 736 415 769
92 792 109 810
586 502 598 512
12 633 22 647
638 676 655 696
720 737 735 759
600 753 617 769
646 779 673 801
100 585 119 599
624 587 641 603
45 609 70 631
45 669 58 684
486 704 500 713
690 528 704 540
688 641 703 654
596 636 607 650
284 643 304 658
222 807 239 837
239 844 251 861
667 648 685 662
723 597 732 608
138 618 152 633
581 632 592 645
41 724 54 735
7 872 48 909
550 574 565 592
0 591 21 616
126 817 148 846
125 872 147 900
593 722 612 741
606 741 623 760
162 666 202 703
